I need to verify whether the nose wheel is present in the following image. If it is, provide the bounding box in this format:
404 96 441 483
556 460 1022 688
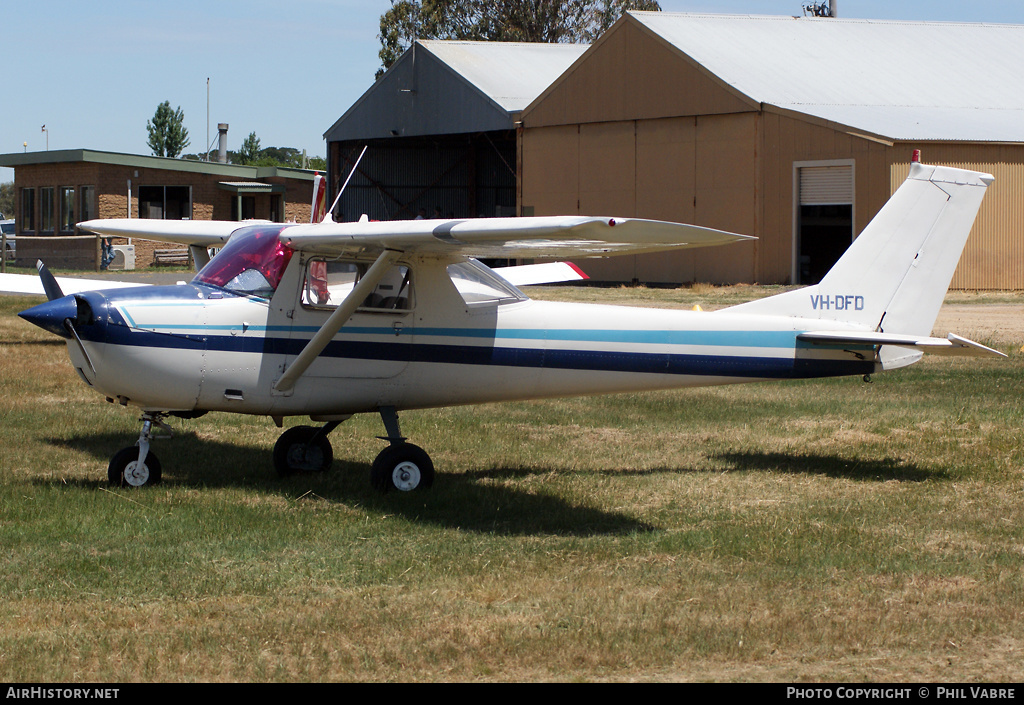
108 446 163 487
108 412 170 488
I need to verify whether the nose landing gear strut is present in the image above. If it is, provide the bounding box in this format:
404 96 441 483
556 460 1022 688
108 412 171 488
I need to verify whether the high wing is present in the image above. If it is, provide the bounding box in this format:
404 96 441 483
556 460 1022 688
78 218 262 248
76 215 752 259
276 216 754 259
9 214 746 297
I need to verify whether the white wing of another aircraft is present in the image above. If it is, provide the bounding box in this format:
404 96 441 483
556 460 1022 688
0 272 151 297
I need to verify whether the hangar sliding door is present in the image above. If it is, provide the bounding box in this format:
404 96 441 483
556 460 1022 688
796 162 854 285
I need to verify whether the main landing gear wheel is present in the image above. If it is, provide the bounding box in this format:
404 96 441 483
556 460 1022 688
108 446 162 488
273 425 334 476
371 443 434 493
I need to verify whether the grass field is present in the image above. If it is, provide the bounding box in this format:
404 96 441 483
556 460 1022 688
1 285 1023 682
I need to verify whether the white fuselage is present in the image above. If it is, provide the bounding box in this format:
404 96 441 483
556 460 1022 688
65 254 876 418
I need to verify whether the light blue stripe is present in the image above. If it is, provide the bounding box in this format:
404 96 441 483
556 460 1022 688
415 327 799 348
118 308 138 328
116 320 801 349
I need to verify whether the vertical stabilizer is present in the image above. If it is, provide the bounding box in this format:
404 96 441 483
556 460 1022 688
311 173 327 223
726 163 992 336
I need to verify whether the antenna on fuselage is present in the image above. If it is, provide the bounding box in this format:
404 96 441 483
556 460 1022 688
323 145 368 223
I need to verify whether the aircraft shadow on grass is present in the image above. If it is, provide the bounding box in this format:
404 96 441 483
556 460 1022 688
40 431 655 536
711 451 945 482
40 430 945 535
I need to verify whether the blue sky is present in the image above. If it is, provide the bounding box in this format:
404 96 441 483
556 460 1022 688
4 0 1024 183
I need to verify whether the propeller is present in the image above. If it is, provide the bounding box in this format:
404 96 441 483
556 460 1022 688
36 260 65 301
19 261 96 374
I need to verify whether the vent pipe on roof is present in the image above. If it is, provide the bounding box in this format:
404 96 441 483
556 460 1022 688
803 1 836 17
218 123 229 163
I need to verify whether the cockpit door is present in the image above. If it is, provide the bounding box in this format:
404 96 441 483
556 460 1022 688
282 254 415 381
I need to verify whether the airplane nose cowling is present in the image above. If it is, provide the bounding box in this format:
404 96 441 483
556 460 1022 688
19 295 80 338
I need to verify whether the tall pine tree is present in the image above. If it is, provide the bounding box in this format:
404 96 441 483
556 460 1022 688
146 101 190 158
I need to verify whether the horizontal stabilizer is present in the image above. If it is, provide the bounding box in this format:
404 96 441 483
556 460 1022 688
798 330 1005 358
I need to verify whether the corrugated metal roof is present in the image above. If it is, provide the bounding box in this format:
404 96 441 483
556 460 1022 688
324 40 588 142
630 12 1024 142
420 40 589 112
218 181 286 193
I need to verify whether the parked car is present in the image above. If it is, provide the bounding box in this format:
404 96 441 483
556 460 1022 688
1 219 15 259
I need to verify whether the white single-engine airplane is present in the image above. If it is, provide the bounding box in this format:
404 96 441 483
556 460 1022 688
2 162 1004 492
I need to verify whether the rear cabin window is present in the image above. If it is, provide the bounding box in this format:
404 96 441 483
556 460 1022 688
302 258 413 312
447 260 526 305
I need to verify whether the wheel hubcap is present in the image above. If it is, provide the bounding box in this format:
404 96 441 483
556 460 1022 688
392 461 421 491
287 444 323 471
123 460 149 487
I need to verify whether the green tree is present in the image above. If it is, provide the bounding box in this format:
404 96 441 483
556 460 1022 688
260 146 303 166
377 0 660 76
146 101 191 158
0 182 13 219
238 132 262 165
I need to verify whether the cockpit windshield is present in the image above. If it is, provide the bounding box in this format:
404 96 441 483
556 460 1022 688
192 225 294 299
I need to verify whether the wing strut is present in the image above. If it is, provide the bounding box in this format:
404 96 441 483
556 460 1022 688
273 249 401 394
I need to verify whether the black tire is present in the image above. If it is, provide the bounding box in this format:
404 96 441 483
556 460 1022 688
371 443 434 493
108 446 162 488
273 425 334 476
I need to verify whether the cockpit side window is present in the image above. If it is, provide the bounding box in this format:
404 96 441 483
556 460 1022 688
193 225 293 299
301 257 413 312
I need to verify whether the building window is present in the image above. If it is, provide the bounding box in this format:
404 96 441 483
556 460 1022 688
20 188 35 232
80 186 97 222
40 187 55 233
231 196 257 221
60 187 75 232
139 185 192 219
270 194 282 223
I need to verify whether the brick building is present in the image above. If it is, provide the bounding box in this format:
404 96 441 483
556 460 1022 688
0 149 318 269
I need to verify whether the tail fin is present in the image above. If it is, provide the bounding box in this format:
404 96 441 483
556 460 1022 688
727 162 993 336
311 173 327 223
